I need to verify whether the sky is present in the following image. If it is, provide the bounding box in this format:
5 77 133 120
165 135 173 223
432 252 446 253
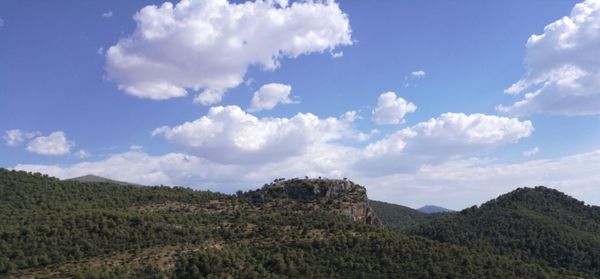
1 0 600 209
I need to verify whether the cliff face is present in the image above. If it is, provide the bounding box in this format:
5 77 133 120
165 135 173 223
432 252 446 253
260 178 381 225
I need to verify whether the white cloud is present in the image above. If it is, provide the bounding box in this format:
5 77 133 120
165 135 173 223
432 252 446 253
331 51 343 58
3 129 39 146
16 147 600 209
362 150 600 209
152 105 350 164
26 131 73 156
248 83 294 112
359 113 533 175
76 149 91 159
499 0 600 115
102 11 113 18
355 129 379 142
130 145 144 150
16 151 240 188
106 0 351 103
341 110 361 122
523 146 540 157
410 70 426 78
371 92 417 125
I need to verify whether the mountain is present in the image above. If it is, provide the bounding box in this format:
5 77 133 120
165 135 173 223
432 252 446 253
66 174 137 186
0 169 595 278
417 205 455 214
410 186 600 277
369 200 430 228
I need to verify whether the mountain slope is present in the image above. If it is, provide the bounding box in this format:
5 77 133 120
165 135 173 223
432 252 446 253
417 205 455 214
369 200 430 228
410 186 600 277
0 169 571 278
66 174 137 186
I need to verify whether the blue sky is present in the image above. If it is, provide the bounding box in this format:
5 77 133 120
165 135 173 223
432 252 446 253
2 0 600 209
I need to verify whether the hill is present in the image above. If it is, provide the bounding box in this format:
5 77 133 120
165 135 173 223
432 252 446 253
410 186 600 277
0 169 575 278
417 205 455 214
66 174 138 186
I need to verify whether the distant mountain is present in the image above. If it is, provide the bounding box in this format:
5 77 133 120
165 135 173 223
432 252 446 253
411 186 600 277
369 200 430 228
66 174 138 186
417 205 455 214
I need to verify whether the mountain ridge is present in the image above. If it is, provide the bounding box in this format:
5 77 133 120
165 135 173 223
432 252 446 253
66 174 139 186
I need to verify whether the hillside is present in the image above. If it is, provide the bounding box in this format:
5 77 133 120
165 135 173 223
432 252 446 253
66 174 137 186
369 200 430 228
410 186 600 277
417 205 455 214
0 169 576 278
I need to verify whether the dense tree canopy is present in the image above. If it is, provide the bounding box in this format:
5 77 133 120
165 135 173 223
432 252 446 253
0 169 596 278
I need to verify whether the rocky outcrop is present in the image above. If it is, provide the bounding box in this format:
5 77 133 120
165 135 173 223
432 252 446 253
260 178 381 225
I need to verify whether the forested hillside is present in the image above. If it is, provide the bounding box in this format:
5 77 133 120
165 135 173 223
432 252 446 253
0 169 596 278
368 200 431 228
410 186 600 277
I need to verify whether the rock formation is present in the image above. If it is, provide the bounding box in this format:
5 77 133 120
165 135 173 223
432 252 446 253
260 178 381 225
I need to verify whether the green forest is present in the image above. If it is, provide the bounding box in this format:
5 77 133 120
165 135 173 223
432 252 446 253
1 168 599 278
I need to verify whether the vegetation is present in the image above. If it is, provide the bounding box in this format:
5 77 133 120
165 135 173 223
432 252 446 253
369 200 431 228
0 169 597 278
410 186 600 277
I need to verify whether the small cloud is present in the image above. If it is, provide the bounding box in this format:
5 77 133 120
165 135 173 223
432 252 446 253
130 145 143 150
410 70 426 78
523 146 540 157
341 110 361 122
248 83 296 112
0 18 4 27
331 51 344 58
76 149 91 159
403 70 426 87
372 92 417 125
97 47 104 55
356 129 379 142
102 11 113 18
3 129 40 146
27 131 74 156
244 78 255 86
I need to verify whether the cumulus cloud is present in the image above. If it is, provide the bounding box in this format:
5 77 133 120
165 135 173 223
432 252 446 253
359 113 533 174
371 92 417 125
3 129 40 146
26 132 73 156
106 0 351 104
152 105 350 164
248 83 294 112
523 146 540 157
499 0 600 115
102 11 113 18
